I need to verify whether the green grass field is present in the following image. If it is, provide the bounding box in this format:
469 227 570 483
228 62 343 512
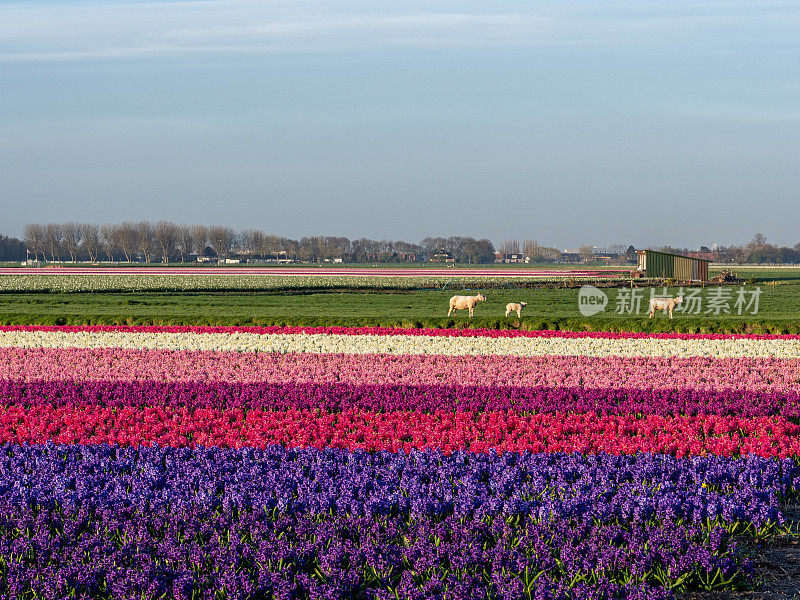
1 280 797 333
0 264 797 332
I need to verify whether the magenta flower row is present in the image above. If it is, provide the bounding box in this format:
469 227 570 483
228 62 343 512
1 323 797 340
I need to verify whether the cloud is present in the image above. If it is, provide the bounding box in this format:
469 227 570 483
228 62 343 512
2 0 795 62
0 1 554 62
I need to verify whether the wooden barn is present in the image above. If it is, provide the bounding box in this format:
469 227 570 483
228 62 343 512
636 250 710 282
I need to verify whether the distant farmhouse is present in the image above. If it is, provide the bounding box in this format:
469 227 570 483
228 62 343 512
429 250 454 264
494 252 527 264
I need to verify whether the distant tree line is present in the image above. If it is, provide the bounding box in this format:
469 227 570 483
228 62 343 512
496 240 563 262
661 233 800 265
12 222 497 264
4 224 799 265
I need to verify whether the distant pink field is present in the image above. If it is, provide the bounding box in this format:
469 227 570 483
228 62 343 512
0 266 628 278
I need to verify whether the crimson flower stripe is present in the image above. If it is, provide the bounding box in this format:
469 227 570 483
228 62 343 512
2 405 798 458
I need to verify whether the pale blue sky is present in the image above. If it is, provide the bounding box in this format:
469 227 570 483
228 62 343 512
2 0 799 248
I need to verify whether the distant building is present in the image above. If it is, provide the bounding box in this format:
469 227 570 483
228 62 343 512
591 245 626 258
562 245 627 262
430 250 452 263
494 252 526 263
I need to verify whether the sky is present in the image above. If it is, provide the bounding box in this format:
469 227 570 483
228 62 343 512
1 0 799 249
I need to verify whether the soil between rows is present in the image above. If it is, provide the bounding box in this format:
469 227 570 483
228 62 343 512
681 506 800 600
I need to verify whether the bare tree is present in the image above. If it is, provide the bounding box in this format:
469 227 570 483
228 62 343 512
331 236 351 261
499 240 520 254
298 237 321 262
446 236 466 262
256 233 276 259
191 225 208 256
23 223 45 262
81 223 102 262
522 240 540 261
240 229 265 259
420 237 446 261
540 246 562 261
462 237 479 264
252 230 267 258
377 239 393 261
207 226 236 263
578 245 594 263
101 224 117 262
44 223 63 262
176 224 194 263
114 222 138 263
61 222 82 262
729 246 746 265
136 221 154 263
284 238 299 261
153 221 178 263
365 239 381 260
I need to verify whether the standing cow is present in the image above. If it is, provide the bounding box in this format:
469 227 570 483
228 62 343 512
447 294 486 318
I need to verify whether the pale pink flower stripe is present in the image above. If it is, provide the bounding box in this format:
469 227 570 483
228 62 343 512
0 324 797 341
2 347 799 393
1 404 797 458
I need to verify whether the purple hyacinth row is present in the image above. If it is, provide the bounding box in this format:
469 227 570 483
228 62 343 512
4 443 792 527
0 504 710 600
0 443 795 599
5 379 800 417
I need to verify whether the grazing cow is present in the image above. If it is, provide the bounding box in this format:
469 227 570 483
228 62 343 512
505 302 527 318
648 296 684 319
447 294 486 318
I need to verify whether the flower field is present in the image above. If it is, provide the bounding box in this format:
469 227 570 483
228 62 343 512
0 268 624 293
1 325 800 599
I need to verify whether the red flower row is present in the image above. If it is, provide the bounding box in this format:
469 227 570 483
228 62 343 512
3 404 798 457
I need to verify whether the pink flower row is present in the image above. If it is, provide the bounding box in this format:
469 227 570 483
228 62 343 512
3 347 799 394
2 404 798 457
1 324 796 341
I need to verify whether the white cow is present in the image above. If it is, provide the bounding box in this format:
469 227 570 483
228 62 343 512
448 294 486 318
648 296 684 319
505 302 527 317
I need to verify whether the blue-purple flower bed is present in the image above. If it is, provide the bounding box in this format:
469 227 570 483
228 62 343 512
0 443 796 599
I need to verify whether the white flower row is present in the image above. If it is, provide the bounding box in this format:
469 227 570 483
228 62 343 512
2 329 800 358
0 273 605 293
